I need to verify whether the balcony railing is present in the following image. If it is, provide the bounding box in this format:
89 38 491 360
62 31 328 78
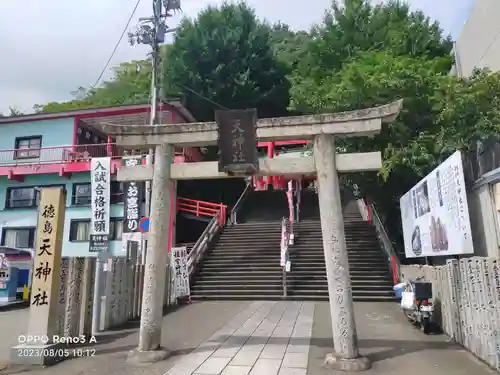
0 143 192 166
0 144 196 179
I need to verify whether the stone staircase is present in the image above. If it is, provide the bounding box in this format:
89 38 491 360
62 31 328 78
190 190 286 301
287 220 395 301
288 190 395 301
190 189 395 301
190 221 283 300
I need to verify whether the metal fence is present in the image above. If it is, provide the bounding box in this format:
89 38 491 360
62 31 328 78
401 257 500 371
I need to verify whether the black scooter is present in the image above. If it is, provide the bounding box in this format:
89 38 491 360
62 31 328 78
400 277 435 334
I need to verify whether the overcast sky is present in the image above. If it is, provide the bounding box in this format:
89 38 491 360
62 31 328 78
0 0 473 115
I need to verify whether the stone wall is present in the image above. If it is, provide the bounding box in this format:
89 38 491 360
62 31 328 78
27 255 175 340
402 258 500 371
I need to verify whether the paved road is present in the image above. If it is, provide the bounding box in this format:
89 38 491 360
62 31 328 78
0 301 496 375
0 304 29 368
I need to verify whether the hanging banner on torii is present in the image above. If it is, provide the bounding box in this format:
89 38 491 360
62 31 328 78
122 156 144 233
216 108 258 176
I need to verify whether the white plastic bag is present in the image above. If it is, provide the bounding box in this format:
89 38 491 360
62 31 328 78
393 282 406 291
401 291 415 309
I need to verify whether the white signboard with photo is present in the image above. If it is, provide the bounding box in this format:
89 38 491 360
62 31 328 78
171 246 190 298
90 157 111 253
400 150 473 258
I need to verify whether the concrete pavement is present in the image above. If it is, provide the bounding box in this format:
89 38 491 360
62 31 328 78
0 304 29 369
0 301 496 375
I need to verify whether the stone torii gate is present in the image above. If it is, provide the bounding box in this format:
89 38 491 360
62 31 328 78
102 100 403 371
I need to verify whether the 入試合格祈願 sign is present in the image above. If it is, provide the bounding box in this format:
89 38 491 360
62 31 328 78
90 157 111 252
400 150 473 258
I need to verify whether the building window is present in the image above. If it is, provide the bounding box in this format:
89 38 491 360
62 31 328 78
69 220 90 241
14 136 42 159
72 182 123 205
6 187 38 208
69 219 123 241
111 181 123 204
1 227 36 248
72 183 91 205
110 219 123 241
6 185 66 209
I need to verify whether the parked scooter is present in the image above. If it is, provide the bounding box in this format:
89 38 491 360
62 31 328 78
394 276 435 334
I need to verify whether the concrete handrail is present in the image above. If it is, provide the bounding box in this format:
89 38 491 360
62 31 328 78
187 215 221 276
367 201 402 283
230 182 252 225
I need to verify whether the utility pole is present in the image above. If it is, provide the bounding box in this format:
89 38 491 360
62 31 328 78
129 0 177 264
127 0 181 363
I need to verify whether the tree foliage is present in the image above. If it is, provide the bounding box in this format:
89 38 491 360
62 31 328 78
34 59 153 113
269 23 311 71
290 0 500 243
163 2 290 121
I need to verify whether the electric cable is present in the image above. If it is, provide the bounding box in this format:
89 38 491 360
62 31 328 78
91 0 143 89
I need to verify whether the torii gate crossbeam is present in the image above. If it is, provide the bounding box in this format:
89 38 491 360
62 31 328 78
102 100 403 372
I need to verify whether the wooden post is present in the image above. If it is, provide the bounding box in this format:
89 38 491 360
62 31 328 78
11 187 67 366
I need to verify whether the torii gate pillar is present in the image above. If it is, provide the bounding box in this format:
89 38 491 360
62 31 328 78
127 143 173 363
314 134 370 370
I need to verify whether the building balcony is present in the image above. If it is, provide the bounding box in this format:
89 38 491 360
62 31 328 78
0 143 195 181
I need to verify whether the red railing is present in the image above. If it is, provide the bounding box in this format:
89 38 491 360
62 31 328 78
0 143 197 178
0 143 192 165
177 197 227 226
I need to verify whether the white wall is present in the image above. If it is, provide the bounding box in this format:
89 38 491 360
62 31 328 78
455 0 500 76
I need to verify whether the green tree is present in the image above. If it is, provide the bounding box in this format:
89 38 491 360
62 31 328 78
34 59 153 113
163 2 291 121
296 0 452 81
269 23 311 70
289 0 457 243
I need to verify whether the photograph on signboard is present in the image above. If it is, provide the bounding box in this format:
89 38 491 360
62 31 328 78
400 150 473 258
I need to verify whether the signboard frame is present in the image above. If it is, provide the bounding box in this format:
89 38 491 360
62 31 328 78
400 150 474 258
122 156 144 234
171 246 190 298
216 108 258 176
90 157 111 253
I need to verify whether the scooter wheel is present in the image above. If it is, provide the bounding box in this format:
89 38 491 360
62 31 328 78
403 310 413 321
421 318 432 334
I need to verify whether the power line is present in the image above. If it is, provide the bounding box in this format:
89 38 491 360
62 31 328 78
177 83 230 110
91 0 143 89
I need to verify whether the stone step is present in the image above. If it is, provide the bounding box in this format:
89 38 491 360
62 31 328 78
194 275 393 283
190 294 397 302
192 282 392 290
203 259 387 267
288 282 392 290
287 289 394 297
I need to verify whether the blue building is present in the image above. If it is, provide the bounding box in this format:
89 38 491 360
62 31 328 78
0 103 200 257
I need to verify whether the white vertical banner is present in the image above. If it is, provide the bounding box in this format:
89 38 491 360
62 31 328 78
171 246 190 298
90 157 111 252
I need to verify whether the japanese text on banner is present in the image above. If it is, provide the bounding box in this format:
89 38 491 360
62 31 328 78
172 247 190 298
90 157 111 235
31 188 64 309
